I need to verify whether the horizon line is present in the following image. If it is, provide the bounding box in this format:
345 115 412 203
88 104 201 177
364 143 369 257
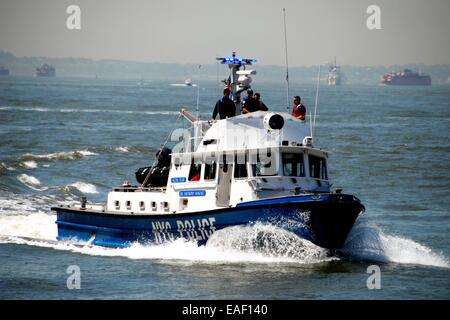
1 50 448 69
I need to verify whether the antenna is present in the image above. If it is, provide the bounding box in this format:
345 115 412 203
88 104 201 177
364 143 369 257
283 8 290 113
196 64 201 120
312 64 321 139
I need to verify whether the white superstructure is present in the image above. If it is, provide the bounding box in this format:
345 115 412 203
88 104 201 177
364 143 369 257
96 53 331 216
105 110 330 215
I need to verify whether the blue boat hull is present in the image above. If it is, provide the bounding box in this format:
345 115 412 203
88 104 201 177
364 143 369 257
52 193 364 249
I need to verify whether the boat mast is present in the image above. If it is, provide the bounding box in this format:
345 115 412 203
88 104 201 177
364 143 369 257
283 8 290 113
216 52 256 113
312 64 321 139
196 64 201 120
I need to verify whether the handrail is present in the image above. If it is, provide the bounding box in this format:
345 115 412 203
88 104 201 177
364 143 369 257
114 186 166 192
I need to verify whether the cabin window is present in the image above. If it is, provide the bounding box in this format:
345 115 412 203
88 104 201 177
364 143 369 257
151 201 157 211
188 163 202 181
234 154 248 178
282 153 305 177
204 162 217 180
126 200 131 210
309 155 328 180
162 202 169 211
251 152 278 177
139 201 145 211
114 200 120 209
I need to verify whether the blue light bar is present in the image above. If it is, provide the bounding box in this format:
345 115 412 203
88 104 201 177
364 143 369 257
219 57 257 64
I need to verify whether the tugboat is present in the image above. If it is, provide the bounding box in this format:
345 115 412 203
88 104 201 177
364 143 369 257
0 66 9 76
52 53 365 250
35 63 56 77
327 57 343 86
380 69 431 86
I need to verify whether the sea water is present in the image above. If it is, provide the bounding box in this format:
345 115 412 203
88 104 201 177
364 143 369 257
0 76 449 299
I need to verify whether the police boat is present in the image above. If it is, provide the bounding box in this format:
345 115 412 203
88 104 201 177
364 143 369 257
52 53 365 249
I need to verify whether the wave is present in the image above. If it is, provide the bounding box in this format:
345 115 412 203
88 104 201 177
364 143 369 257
20 149 98 162
21 160 38 169
115 146 129 153
0 161 16 171
16 174 47 191
67 182 98 194
0 193 75 216
0 106 179 116
0 213 57 242
204 223 332 264
9 146 138 168
0 106 50 112
0 207 447 268
342 221 449 268
0 219 332 265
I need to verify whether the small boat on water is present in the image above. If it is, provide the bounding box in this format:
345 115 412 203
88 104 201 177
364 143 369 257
170 78 197 87
35 64 56 77
52 53 365 250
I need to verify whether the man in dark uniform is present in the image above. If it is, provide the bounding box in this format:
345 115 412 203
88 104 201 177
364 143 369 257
212 88 236 120
241 89 259 114
292 95 306 120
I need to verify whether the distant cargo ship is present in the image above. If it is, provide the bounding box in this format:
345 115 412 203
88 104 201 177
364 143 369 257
0 66 9 76
35 64 56 77
380 69 431 86
327 57 343 86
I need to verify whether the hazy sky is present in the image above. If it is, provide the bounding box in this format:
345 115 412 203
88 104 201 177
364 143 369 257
1 0 450 66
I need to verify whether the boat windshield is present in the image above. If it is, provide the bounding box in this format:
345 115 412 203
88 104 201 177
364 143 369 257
282 153 305 177
250 152 277 177
309 155 328 180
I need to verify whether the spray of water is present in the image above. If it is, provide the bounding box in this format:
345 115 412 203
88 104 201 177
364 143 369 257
342 220 449 268
0 196 448 268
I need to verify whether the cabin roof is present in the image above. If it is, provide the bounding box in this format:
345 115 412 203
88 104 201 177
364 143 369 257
196 111 311 152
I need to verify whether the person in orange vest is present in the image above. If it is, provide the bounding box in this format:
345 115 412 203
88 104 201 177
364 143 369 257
291 95 306 120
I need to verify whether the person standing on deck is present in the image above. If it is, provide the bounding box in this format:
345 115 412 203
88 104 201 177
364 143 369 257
211 88 236 120
254 92 268 111
292 95 306 120
241 89 259 114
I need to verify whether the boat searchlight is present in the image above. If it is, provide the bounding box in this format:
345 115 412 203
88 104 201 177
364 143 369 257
263 113 284 131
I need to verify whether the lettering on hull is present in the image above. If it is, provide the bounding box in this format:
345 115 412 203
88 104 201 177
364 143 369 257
151 218 216 244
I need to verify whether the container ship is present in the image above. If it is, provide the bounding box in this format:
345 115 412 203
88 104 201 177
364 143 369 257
380 69 431 86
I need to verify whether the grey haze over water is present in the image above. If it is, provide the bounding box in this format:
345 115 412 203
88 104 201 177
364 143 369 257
1 0 450 66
